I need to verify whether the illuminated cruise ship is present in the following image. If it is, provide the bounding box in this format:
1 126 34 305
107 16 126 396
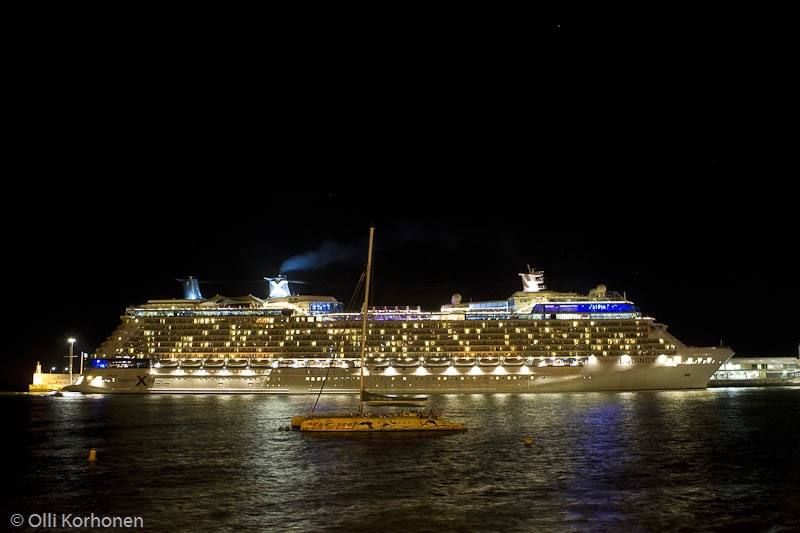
64 267 733 394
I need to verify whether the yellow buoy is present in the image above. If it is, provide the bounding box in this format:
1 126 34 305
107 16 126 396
524 437 533 445
88 448 97 462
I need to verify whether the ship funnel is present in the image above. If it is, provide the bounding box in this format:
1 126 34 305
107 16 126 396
266 276 291 299
180 276 203 300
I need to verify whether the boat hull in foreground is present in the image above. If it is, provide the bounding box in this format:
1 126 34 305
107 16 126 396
299 412 468 433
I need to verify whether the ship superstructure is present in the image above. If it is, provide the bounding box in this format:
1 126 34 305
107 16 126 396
65 268 733 394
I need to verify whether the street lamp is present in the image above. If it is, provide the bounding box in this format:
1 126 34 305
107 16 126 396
68 338 76 384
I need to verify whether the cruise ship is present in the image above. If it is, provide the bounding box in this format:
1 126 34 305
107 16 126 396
63 267 734 394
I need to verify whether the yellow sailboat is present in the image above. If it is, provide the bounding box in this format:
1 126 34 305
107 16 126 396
296 227 468 434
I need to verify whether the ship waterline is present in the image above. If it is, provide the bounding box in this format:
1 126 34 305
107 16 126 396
65 353 731 394
64 267 734 394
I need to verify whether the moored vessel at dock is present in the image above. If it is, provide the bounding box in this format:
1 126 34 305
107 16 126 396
63 260 733 395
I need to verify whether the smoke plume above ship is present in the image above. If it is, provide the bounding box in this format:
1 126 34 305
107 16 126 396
279 240 363 274
277 223 478 278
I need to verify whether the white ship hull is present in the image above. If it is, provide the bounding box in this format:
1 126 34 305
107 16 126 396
64 347 733 394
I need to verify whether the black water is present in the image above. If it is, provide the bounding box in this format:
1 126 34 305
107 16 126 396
4 388 799 533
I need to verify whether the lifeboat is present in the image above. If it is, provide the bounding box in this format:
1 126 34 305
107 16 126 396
158 359 179 368
453 357 476 366
394 357 420 368
250 358 274 368
370 357 391 369
424 357 451 367
203 358 225 367
502 356 524 366
478 357 500 366
226 359 248 367
180 359 202 368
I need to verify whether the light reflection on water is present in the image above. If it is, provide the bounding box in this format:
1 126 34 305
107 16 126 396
4 388 800 532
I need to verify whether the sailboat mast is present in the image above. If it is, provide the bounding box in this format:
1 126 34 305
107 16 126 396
358 226 375 415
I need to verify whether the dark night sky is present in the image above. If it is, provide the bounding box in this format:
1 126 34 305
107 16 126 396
4 18 796 391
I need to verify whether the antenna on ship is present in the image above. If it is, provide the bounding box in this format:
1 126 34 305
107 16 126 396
520 265 545 293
